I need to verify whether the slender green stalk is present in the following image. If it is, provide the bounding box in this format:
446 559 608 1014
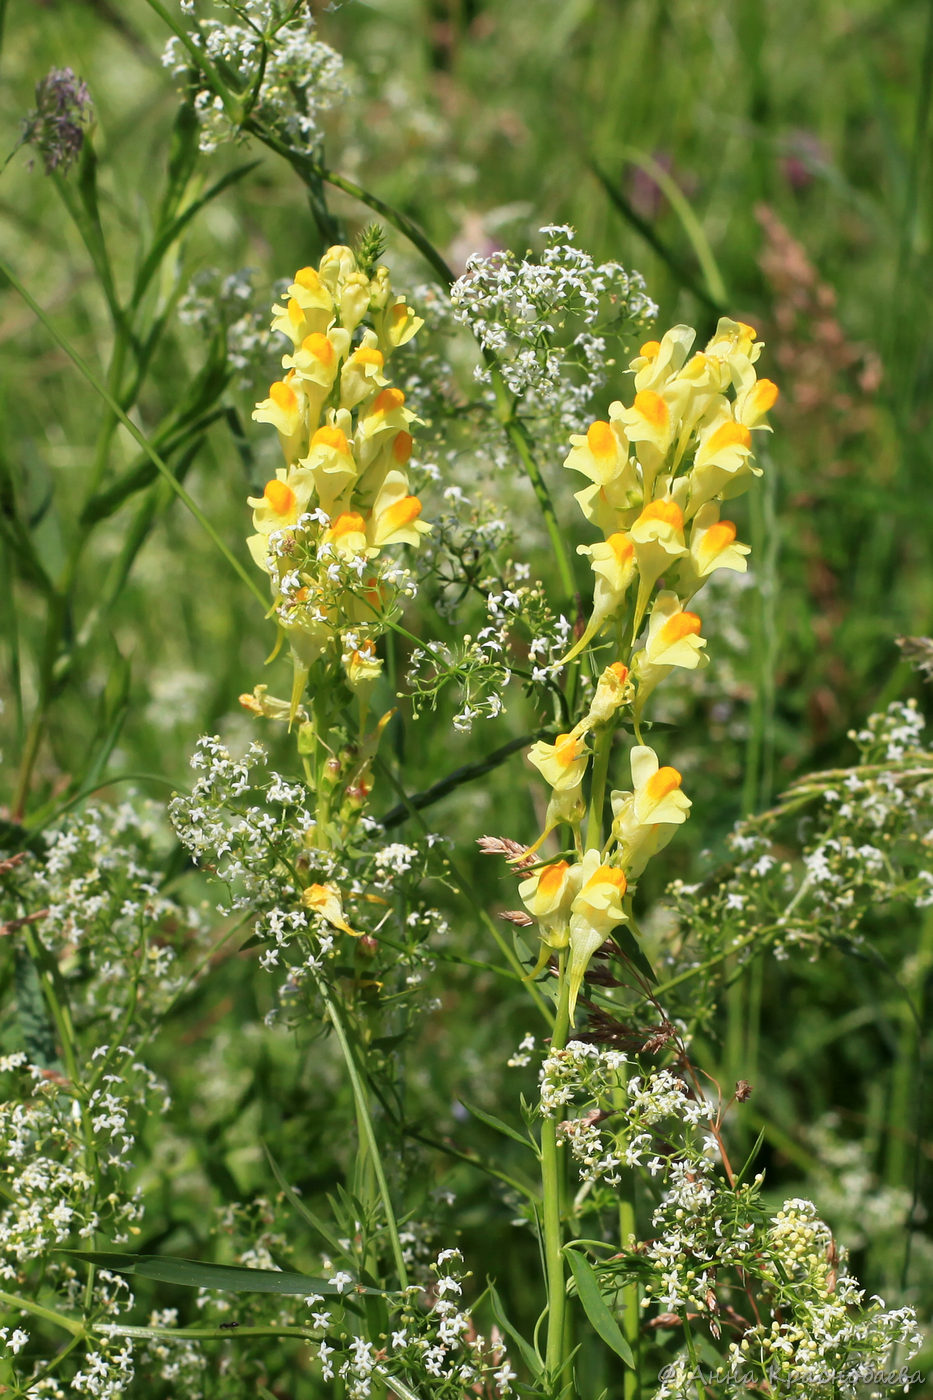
0 1289 83 1338
98 1321 317 1343
502 415 576 601
542 955 572 1394
318 982 409 1290
584 727 614 852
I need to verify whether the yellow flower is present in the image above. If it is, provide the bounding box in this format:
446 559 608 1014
630 744 692 825
559 533 637 664
674 503 750 598
527 731 588 791
687 415 757 516
246 470 315 567
577 663 632 731
567 850 628 1022
734 374 779 428
283 326 351 390
318 245 359 295
252 377 309 464
322 511 371 560
703 316 762 386
614 389 676 494
339 335 388 410
300 420 358 513
609 745 692 879
630 325 697 393
631 592 708 716
640 591 707 668
273 265 334 340
356 387 416 470
519 859 577 948
301 881 359 937
338 272 373 333
629 497 688 633
373 291 424 354
564 419 630 487
369 471 430 548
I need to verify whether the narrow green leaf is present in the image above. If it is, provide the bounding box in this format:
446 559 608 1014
377 1369 423 1400
487 1281 543 1379
734 1125 767 1187
610 925 657 986
262 1144 345 1260
65 1250 382 1297
458 1098 538 1155
592 163 723 317
564 1248 634 1368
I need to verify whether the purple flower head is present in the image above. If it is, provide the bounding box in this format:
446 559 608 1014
23 67 92 176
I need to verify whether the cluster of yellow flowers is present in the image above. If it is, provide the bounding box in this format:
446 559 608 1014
246 244 429 713
518 318 778 1018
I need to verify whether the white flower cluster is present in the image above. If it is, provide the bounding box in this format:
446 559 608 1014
177 267 273 389
162 0 346 154
333 1248 515 1398
5 802 208 1024
450 224 656 432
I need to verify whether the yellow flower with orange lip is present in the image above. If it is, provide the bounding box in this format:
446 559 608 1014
734 373 779 428
639 591 708 669
630 325 697 393
374 294 424 354
369 470 430 548
613 389 676 488
356 386 417 469
674 503 751 598
246 469 316 566
271 290 331 348
301 881 359 937
704 316 762 386
567 849 629 1022
519 859 578 948
278 265 335 330
628 497 688 632
564 419 631 487
687 414 757 516
322 511 371 561
631 592 708 715
300 419 358 513
339 334 388 410
609 745 692 880
252 376 309 464
630 744 692 825
560 533 637 664
527 731 589 791
283 326 351 389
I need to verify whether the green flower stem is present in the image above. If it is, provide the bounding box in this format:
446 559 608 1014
542 954 572 1394
499 411 576 602
318 981 409 1290
585 726 614 853
615 1079 641 1400
97 1321 317 1344
0 1288 84 1338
